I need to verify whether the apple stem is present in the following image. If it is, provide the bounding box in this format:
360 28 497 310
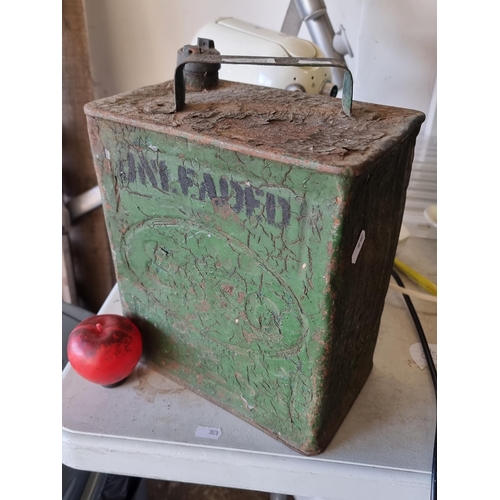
96 323 103 332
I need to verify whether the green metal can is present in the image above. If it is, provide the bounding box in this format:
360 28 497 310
85 47 424 455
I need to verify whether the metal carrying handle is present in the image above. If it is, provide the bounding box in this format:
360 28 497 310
174 53 353 117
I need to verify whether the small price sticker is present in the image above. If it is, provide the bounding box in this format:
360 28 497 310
195 425 222 440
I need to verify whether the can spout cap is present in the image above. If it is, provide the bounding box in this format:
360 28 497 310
177 38 221 91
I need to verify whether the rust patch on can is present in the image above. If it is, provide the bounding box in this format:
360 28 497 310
212 197 241 222
221 284 234 295
196 300 210 312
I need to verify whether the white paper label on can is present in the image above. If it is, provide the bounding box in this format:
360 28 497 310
351 230 366 264
195 425 222 440
409 343 437 369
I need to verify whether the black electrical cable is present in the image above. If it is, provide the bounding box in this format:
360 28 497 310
391 269 437 500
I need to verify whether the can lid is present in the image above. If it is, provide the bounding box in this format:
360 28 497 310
84 81 425 176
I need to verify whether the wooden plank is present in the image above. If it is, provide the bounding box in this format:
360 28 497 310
62 0 115 311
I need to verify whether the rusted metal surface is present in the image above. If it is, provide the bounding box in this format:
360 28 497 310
85 79 420 175
85 77 424 455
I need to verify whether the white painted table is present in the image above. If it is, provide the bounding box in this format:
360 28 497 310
62 237 436 500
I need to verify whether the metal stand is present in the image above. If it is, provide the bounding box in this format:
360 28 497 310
281 0 353 89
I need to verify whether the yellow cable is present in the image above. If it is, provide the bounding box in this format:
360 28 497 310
393 258 437 296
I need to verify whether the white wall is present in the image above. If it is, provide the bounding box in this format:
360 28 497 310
84 0 436 118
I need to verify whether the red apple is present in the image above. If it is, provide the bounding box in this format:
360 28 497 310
67 314 142 387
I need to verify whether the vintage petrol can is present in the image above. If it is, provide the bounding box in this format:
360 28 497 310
85 39 425 455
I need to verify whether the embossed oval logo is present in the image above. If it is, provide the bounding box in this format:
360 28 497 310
122 218 309 356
